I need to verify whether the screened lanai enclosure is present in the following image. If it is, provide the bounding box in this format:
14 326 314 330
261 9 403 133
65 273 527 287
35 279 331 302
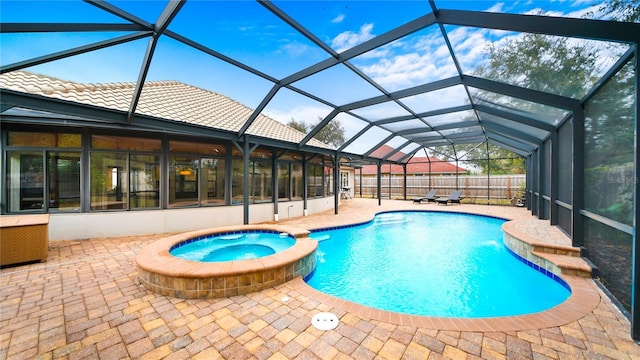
1 0 639 338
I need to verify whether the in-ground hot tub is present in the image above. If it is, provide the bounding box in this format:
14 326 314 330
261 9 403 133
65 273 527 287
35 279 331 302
170 231 297 262
136 225 317 299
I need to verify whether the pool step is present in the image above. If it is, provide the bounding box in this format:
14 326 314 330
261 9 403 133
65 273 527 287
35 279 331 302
503 219 593 279
531 249 592 278
374 214 409 225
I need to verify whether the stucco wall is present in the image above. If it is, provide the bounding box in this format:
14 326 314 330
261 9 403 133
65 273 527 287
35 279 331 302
48 197 336 240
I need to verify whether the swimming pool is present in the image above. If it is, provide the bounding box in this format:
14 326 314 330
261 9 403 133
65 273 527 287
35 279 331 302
306 211 571 318
170 231 295 262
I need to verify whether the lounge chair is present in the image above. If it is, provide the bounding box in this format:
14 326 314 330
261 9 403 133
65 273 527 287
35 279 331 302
412 189 437 204
435 190 464 205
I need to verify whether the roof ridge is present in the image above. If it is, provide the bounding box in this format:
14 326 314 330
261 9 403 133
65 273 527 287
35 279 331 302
7 70 187 93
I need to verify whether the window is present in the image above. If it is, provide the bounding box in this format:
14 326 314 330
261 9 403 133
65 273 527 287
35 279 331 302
341 171 350 188
9 131 81 148
48 152 81 211
92 134 161 151
130 154 160 209
291 163 303 200
7 151 44 211
169 156 199 207
324 165 334 196
90 152 128 210
233 158 273 204
307 161 324 198
277 163 290 200
201 158 225 205
169 140 227 207
6 131 82 213
251 160 273 203
90 135 161 211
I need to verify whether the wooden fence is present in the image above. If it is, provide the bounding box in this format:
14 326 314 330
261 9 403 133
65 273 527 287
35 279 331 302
354 175 526 202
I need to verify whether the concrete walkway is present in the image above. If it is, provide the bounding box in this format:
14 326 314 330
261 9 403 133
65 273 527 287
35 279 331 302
1 199 639 359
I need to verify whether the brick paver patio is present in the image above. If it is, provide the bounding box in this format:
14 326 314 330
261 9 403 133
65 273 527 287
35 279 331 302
1 199 639 359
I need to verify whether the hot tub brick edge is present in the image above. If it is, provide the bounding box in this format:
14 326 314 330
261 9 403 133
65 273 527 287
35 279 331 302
137 248 317 299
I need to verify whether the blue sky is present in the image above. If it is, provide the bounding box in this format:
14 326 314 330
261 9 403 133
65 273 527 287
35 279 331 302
0 0 618 150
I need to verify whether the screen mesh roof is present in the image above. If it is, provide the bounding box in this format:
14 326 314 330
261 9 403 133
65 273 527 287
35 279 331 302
1 0 637 163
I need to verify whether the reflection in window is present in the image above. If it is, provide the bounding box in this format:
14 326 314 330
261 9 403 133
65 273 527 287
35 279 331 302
233 159 274 204
92 135 161 151
201 158 225 205
251 160 273 203
90 153 127 210
584 61 634 226
130 155 160 209
169 140 226 155
9 132 81 148
7 151 44 211
307 162 323 198
277 163 290 200
291 164 303 200
232 159 244 204
324 165 334 196
48 152 81 212
169 156 199 208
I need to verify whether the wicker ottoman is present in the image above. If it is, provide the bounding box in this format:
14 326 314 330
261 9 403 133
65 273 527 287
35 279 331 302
1 214 49 266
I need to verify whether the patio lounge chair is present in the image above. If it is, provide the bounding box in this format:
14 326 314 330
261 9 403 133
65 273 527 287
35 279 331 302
412 189 438 204
435 190 464 205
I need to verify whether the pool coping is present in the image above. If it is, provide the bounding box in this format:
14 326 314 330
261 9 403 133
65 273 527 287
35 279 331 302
291 275 599 332
293 209 601 332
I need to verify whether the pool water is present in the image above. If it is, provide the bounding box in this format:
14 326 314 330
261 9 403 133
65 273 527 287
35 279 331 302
170 232 295 262
306 211 571 318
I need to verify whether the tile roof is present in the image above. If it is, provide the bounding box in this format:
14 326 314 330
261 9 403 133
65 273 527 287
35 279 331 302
0 71 333 149
360 145 466 174
360 159 466 175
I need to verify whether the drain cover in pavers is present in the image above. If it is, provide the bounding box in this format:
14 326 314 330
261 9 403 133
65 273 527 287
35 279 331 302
311 312 339 330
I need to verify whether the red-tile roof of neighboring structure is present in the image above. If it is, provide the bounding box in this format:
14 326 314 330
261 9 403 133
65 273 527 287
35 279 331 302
360 145 466 175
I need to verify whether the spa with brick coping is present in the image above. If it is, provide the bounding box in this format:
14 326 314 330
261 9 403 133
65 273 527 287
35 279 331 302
136 224 317 299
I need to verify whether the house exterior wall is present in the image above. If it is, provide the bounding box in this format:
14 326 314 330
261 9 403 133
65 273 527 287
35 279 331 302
1 125 337 240
48 197 334 240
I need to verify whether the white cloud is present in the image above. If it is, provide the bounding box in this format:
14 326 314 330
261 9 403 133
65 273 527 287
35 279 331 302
447 28 491 71
524 2 601 19
362 53 460 91
331 23 375 52
331 14 345 23
571 0 595 6
524 8 563 16
401 86 471 112
347 30 460 91
263 105 332 125
280 41 312 57
485 2 504 12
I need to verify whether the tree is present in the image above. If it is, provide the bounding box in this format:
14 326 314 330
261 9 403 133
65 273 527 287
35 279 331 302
286 117 346 148
312 117 346 148
431 143 525 175
287 118 307 133
476 33 598 99
599 0 640 22
433 31 601 175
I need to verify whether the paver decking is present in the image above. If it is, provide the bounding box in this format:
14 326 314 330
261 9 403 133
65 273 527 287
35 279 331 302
1 199 639 359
